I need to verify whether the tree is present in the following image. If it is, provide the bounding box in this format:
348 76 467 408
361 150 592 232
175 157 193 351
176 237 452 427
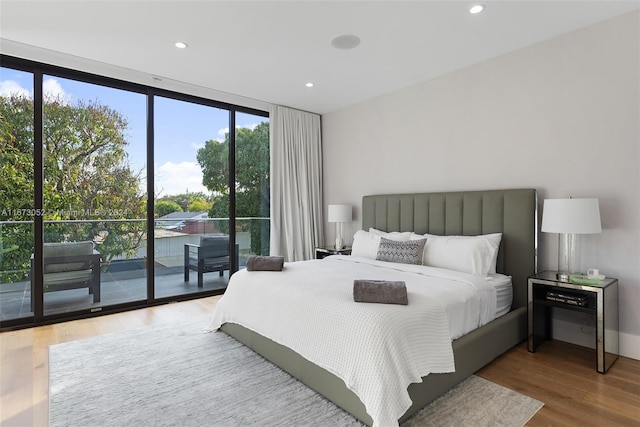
187 198 211 213
0 94 146 281
156 191 210 212
41 97 146 266
196 122 269 255
0 97 34 280
155 200 183 218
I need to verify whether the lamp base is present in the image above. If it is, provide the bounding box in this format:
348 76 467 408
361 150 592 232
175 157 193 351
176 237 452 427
558 233 580 282
335 222 344 251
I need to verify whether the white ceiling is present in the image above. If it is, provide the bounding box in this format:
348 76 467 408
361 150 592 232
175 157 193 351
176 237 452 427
1 0 638 114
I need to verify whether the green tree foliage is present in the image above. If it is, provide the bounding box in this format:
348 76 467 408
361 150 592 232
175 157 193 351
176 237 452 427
187 198 211 213
156 191 210 212
197 122 269 255
0 96 34 278
0 94 146 281
154 200 183 218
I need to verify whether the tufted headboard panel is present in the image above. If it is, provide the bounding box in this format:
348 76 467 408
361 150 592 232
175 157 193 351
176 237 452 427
362 189 537 310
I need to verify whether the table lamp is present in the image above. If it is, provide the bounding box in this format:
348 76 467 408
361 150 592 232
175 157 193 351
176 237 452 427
328 204 352 251
541 198 602 281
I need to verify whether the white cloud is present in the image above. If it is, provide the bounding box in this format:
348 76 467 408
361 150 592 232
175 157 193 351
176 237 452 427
155 161 208 196
0 80 30 98
240 122 259 131
43 78 71 104
215 123 260 141
190 142 205 151
0 77 71 104
216 127 229 141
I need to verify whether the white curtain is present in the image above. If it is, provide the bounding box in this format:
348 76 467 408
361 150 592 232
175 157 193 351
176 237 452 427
270 105 324 261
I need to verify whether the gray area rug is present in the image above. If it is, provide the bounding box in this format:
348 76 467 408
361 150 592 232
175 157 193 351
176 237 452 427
49 318 543 427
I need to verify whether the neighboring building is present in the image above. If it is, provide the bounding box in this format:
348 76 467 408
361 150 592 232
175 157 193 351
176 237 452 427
154 212 213 234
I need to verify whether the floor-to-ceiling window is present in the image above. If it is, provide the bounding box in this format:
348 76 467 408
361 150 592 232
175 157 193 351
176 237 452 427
234 112 270 268
0 56 269 329
153 96 231 298
41 75 147 315
0 66 35 322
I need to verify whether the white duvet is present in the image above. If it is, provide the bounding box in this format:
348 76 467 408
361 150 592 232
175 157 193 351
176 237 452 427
207 255 498 427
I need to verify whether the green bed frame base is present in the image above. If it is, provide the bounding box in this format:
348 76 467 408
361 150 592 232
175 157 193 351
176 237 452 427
221 188 536 425
221 308 526 425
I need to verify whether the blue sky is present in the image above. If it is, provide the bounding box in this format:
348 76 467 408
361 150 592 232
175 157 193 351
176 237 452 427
0 67 268 196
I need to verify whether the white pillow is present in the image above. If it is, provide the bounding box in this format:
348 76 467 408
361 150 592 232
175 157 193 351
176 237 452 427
411 232 502 275
351 230 381 259
368 228 412 241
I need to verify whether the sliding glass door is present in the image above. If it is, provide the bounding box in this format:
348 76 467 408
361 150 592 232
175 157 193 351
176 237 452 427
0 55 269 329
153 96 231 298
41 75 147 315
234 113 270 269
0 66 35 322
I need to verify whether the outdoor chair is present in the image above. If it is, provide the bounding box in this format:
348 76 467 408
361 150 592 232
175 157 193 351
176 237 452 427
184 235 239 288
31 241 102 309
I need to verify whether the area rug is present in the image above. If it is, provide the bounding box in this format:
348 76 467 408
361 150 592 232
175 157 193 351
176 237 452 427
49 318 543 427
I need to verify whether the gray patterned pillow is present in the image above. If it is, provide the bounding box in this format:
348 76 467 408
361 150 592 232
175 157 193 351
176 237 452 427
376 237 426 265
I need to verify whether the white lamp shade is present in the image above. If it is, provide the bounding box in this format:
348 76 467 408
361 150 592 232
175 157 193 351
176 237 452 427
541 198 602 234
328 204 352 223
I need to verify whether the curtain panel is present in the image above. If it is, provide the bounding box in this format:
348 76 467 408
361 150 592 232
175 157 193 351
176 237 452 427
269 105 324 261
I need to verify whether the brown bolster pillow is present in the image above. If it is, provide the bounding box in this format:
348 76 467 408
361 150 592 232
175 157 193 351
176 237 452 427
246 255 284 271
353 279 408 305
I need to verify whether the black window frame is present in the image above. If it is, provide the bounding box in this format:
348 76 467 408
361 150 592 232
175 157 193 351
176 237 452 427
0 54 268 330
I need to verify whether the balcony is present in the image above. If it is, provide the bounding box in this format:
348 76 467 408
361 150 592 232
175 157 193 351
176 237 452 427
0 217 268 321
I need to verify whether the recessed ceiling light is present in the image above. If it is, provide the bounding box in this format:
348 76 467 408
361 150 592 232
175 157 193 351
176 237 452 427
174 41 188 49
306 82 314 88
331 34 361 50
469 4 485 14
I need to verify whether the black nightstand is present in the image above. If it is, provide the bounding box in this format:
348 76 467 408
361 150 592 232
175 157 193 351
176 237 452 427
315 246 352 259
528 270 619 373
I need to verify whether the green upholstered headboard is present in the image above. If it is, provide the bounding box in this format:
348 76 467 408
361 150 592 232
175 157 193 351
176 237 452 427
362 189 537 310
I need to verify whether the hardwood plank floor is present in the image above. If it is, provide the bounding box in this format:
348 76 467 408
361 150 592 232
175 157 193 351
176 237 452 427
477 340 640 426
1 296 638 426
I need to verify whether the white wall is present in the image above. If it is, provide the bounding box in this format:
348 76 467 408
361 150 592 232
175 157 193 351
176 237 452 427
322 11 639 360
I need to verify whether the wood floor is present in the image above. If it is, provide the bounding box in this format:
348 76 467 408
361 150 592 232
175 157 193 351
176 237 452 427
477 340 640 426
1 296 638 426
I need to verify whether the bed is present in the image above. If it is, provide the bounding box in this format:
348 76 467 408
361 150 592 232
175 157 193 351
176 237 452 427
209 189 537 426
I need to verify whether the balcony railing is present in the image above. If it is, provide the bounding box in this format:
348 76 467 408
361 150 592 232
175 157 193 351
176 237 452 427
0 217 269 320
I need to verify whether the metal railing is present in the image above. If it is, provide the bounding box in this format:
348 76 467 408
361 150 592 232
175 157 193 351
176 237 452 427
0 217 270 283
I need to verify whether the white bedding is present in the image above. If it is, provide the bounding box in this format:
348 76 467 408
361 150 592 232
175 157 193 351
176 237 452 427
207 255 503 427
490 273 513 318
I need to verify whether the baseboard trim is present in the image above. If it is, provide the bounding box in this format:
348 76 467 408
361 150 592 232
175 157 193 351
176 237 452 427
620 332 640 361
